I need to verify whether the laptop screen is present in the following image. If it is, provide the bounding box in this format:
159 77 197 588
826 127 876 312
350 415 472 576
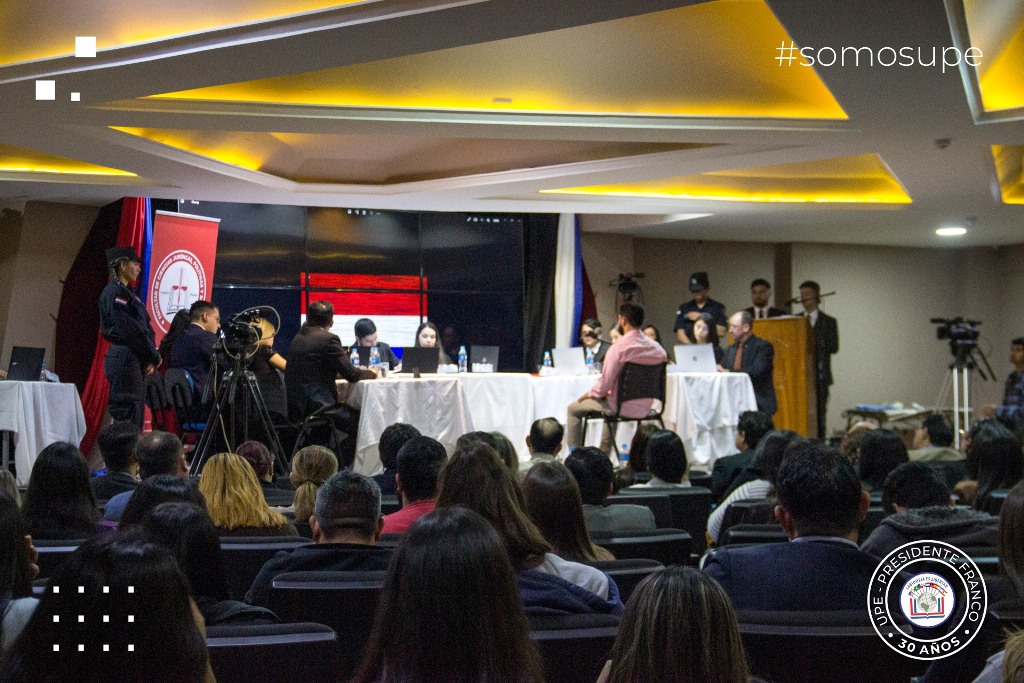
6 346 45 381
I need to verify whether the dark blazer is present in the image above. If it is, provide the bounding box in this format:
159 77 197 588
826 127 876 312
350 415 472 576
722 334 776 416
743 305 786 320
591 340 612 364
89 471 138 501
170 324 221 396
703 539 879 611
710 449 756 502
813 311 839 386
285 324 375 419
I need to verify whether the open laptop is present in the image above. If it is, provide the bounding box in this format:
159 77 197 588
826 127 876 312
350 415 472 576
550 347 588 376
470 345 499 372
399 347 440 374
673 344 718 373
6 346 45 381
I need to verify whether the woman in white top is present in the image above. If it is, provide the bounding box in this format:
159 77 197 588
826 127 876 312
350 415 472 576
0 490 39 651
706 430 802 544
629 430 692 489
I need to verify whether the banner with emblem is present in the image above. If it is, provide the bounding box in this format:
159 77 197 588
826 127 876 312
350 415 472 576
146 210 220 346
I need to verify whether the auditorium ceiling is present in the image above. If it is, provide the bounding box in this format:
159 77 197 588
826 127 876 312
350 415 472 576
0 0 1022 246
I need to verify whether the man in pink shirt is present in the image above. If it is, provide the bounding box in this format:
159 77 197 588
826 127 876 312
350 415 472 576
381 436 448 534
566 303 668 450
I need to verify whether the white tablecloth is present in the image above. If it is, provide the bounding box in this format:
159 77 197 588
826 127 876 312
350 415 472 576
340 371 755 476
0 382 87 485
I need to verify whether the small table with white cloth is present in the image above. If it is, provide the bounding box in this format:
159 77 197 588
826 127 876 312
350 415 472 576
0 381 87 486
339 371 756 476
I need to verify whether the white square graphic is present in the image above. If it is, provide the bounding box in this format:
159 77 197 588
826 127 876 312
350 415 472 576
128 644 135 652
71 92 81 102
128 586 134 594
78 644 84 652
35 80 55 101
78 615 84 623
103 644 110 652
103 586 109 594
53 645 59 652
127 615 134 623
52 586 59 594
75 36 96 58
53 615 59 623
103 615 109 623
78 586 84 594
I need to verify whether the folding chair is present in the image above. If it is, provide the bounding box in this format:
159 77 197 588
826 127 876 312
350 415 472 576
582 362 667 457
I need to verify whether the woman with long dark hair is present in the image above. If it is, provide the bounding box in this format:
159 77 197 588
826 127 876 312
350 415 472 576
351 507 545 683
692 313 723 365
118 475 207 528
414 321 452 365
21 442 98 540
857 428 909 492
0 492 37 651
522 461 613 563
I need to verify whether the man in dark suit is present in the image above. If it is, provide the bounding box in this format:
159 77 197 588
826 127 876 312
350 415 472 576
169 300 222 402
799 280 839 439
579 318 611 364
743 278 785 320
721 311 776 416
710 410 774 502
285 300 377 466
703 441 875 610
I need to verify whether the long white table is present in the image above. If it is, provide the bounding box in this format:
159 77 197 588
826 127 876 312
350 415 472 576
0 381 87 485
341 371 756 476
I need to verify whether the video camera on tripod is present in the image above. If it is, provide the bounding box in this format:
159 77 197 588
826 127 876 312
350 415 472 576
220 307 280 360
930 316 995 449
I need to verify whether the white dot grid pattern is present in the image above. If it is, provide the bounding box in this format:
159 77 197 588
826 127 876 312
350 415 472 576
74 36 96 58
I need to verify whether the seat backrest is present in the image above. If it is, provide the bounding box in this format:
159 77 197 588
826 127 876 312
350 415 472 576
205 622 340 683
531 619 620 683
614 362 666 413
719 497 776 541
605 493 672 528
719 523 789 546
34 540 85 580
736 610 926 683
380 495 401 516
144 372 168 410
218 538 312 600
268 571 386 678
163 368 195 408
858 506 887 542
924 460 968 490
981 489 1011 516
592 529 692 566
586 558 664 604
618 486 713 554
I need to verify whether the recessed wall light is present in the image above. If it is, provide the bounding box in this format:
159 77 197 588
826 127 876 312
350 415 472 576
936 227 967 236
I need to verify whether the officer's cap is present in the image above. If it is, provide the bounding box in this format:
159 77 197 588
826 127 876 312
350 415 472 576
105 246 142 266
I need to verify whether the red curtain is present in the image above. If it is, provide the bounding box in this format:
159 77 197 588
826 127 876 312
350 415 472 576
78 198 149 457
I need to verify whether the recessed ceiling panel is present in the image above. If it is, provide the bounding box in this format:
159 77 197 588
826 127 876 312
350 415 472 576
0 143 136 176
0 0 365 66
541 154 911 203
962 0 1024 113
111 126 709 183
151 0 847 119
992 145 1024 203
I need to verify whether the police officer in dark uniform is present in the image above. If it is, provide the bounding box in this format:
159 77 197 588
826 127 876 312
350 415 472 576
99 247 159 429
674 271 728 345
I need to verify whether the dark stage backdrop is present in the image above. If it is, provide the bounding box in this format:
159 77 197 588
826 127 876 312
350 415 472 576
179 200 549 372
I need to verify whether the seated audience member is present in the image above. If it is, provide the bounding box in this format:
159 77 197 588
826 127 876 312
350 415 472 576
992 479 1024 604
704 441 876 610
436 442 621 611
0 492 38 651
414 321 452 365
579 317 612 364
523 461 614 563
609 325 624 344
841 420 877 464
351 508 545 683
566 447 656 535
860 462 997 559
517 417 563 480
381 436 447 534
626 422 659 474
158 309 192 370
91 421 140 500
374 423 420 496
142 502 277 624
711 410 774 501
169 299 222 402
22 442 99 541
857 428 910 493
641 324 662 345
706 430 801 544
598 566 750 683
974 627 1024 683
3 535 212 682
491 432 520 475
285 300 377 467
118 475 207 527
235 440 293 507
351 317 400 370
198 453 299 537
962 420 1024 510
629 430 690 488
104 431 189 521
909 414 963 462
246 470 391 606
290 445 339 523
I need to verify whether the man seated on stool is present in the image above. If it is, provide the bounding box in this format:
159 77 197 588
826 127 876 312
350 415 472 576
517 417 563 481
381 436 447 534
566 302 667 451
91 421 140 501
720 311 776 417
246 470 392 607
566 447 656 535
285 300 378 468
703 441 876 610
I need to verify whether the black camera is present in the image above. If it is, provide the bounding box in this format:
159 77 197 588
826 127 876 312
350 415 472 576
222 310 262 354
930 317 980 345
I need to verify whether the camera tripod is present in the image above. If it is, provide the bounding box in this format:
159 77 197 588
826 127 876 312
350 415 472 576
935 341 995 449
188 346 288 477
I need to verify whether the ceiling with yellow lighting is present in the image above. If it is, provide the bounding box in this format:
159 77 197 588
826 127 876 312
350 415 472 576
0 0 1022 246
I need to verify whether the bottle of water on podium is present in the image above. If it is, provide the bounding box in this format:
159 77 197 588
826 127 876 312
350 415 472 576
370 346 381 373
458 345 468 373
543 351 552 368
350 348 360 367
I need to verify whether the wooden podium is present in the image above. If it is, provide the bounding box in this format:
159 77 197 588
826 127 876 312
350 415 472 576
752 317 817 437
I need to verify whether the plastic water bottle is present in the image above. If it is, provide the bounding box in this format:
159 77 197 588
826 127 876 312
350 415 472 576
619 444 630 466
350 348 360 367
370 346 381 372
457 345 468 373
585 347 595 374
543 351 552 368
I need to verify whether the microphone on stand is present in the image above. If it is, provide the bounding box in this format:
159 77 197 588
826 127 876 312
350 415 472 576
786 291 837 306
